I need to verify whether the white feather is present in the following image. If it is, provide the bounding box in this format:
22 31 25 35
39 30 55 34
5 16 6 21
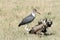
32 12 35 17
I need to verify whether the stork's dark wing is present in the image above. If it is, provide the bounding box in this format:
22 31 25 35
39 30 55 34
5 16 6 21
18 14 35 26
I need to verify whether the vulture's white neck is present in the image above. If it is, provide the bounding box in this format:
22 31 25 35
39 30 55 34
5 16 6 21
31 12 36 17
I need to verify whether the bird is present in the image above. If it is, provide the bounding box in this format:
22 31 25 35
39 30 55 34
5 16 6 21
18 9 40 27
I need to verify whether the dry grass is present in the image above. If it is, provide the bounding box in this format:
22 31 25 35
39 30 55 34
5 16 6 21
0 0 60 40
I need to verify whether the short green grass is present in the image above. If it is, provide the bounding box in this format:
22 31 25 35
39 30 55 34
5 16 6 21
0 0 60 40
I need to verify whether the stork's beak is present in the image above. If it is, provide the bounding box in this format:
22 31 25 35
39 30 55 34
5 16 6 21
36 11 41 14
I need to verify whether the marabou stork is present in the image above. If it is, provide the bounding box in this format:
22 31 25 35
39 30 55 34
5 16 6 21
18 9 40 29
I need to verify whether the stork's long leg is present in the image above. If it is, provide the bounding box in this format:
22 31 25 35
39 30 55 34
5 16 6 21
24 24 30 33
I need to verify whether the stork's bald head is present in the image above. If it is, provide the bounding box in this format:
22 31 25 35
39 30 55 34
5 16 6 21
33 8 40 14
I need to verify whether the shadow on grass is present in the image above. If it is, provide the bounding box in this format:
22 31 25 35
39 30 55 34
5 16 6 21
38 33 55 38
44 33 55 36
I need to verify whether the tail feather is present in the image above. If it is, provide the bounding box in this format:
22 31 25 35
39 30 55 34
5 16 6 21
18 23 22 27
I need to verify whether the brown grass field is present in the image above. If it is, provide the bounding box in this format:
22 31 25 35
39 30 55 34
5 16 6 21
0 0 60 40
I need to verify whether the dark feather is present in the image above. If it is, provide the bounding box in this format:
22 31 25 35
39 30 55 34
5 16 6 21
18 14 35 27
